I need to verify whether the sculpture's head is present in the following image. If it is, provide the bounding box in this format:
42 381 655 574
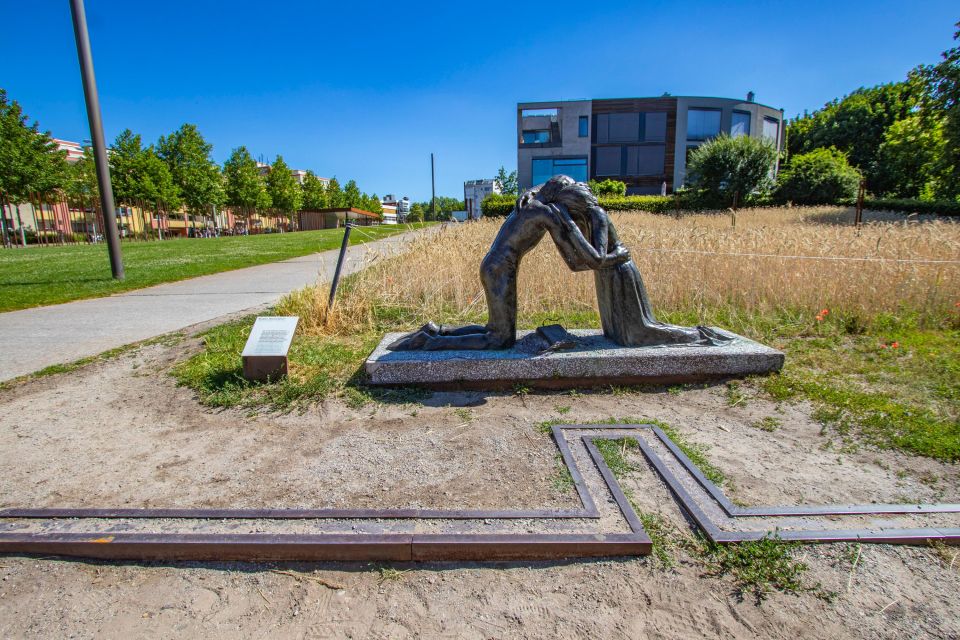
535 175 599 221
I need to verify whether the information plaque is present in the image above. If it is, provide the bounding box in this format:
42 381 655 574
241 316 299 381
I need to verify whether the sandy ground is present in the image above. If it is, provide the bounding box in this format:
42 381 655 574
1 330 958 639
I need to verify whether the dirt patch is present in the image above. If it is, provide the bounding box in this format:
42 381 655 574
0 337 958 639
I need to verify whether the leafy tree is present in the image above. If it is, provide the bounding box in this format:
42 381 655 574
916 21 960 199
301 170 328 209
223 146 269 218
156 124 225 215
265 155 302 223
494 166 519 195
785 80 923 192
138 147 180 237
367 193 383 215
775 147 861 205
343 179 361 208
326 177 344 207
109 129 146 206
407 202 424 222
877 115 948 199
0 89 68 244
686 134 778 208
64 147 100 238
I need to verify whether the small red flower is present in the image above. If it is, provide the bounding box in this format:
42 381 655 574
891 341 900 348
815 314 823 322
880 344 888 349
821 308 829 316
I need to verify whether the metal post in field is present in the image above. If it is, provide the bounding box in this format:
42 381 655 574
69 0 124 280
430 153 437 221
855 178 866 229
327 222 353 311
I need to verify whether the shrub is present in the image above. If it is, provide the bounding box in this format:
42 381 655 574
776 147 861 205
687 134 778 208
588 179 627 197
858 197 960 217
480 193 516 217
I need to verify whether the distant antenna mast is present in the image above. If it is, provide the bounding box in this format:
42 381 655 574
430 153 437 220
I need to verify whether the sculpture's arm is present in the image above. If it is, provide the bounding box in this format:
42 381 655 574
588 206 609 253
545 203 629 271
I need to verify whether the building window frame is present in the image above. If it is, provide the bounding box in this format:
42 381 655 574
686 107 722 142
578 115 588 137
731 110 751 138
522 129 551 144
532 156 588 185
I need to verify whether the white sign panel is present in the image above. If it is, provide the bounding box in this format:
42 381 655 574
242 316 299 358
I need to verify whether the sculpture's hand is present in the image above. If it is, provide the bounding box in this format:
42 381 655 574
601 245 631 268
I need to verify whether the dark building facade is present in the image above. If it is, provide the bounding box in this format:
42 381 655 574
517 95 785 194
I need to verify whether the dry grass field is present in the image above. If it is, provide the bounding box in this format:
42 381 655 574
176 206 959 460
284 207 960 337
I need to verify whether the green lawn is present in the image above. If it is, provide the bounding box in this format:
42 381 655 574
0 223 433 312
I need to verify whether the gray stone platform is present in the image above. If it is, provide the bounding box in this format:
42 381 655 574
364 328 784 389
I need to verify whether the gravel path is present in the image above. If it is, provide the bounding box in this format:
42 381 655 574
0 227 432 381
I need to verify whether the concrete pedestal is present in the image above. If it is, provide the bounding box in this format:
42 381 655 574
364 328 784 390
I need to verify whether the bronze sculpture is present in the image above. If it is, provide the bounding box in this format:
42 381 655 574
388 175 725 351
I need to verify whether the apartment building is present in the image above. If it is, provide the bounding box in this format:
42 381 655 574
463 179 501 220
517 94 784 194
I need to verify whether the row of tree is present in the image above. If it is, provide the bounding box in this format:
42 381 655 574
1 87 385 245
786 22 959 201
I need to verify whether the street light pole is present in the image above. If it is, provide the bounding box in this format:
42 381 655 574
69 0 124 280
430 153 437 221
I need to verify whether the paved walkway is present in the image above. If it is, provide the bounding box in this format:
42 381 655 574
0 228 433 382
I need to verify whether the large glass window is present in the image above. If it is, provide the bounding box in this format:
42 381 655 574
645 112 667 142
595 112 666 143
522 130 550 144
762 117 780 144
625 145 665 176
532 157 588 185
731 111 751 137
594 147 621 176
687 108 721 141
578 115 588 137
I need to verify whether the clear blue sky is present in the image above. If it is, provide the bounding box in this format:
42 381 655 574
1 1 956 201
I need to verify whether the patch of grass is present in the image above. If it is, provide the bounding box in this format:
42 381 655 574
725 381 747 407
0 224 434 312
536 416 726 486
751 416 781 432
376 567 408 584
453 407 473 421
699 535 826 604
554 405 571 415
550 454 574 492
171 314 376 411
636 511 680 568
594 437 640 477
760 327 960 461
0 331 185 391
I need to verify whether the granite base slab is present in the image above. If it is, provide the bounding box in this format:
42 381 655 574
365 328 784 390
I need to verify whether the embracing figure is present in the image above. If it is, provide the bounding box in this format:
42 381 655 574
389 176 719 351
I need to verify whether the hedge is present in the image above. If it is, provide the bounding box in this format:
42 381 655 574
480 193 960 218
854 198 960 217
481 194 691 217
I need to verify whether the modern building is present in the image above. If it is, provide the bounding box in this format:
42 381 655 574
381 202 398 224
463 179 500 220
298 207 380 230
382 195 411 222
516 94 785 194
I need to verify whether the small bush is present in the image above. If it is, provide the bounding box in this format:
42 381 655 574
776 147 861 205
588 178 627 197
687 134 778 208
858 197 960 217
480 193 515 217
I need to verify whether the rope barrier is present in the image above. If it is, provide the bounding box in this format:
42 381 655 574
642 248 960 265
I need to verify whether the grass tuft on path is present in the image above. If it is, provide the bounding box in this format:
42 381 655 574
0 224 433 312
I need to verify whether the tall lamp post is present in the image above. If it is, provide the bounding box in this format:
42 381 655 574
69 0 124 280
